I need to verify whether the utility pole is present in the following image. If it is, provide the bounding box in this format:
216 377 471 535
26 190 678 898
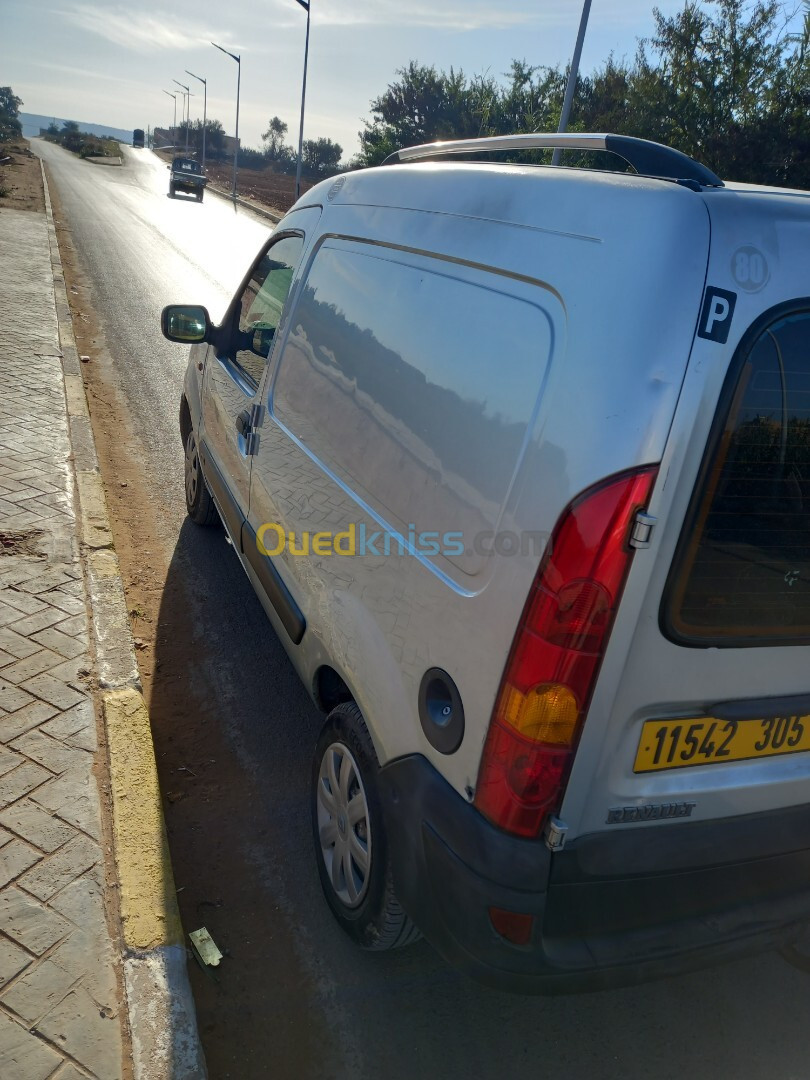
186 70 207 168
551 0 593 167
212 42 241 196
162 90 178 146
173 80 191 153
294 0 311 202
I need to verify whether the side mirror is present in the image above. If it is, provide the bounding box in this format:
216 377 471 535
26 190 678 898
161 305 212 344
252 326 275 358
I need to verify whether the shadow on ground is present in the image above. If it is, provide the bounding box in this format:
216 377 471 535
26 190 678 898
146 521 810 1080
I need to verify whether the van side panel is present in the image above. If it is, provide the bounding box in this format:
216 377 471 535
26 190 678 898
249 183 710 798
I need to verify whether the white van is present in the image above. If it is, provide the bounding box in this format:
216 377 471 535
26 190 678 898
162 134 810 991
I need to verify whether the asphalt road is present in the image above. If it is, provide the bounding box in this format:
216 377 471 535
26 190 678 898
32 138 810 1080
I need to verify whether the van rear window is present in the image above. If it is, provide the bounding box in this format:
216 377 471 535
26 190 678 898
664 307 810 646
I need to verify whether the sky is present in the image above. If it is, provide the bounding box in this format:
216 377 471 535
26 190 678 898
1 1 802 162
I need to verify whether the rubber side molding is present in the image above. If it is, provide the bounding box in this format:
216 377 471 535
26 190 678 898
198 441 244 543
241 521 306 645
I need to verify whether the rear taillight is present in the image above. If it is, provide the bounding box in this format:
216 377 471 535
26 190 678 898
474 466 658 838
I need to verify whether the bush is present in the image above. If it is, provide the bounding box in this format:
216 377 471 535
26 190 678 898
237 146 267 169
0 86 23 143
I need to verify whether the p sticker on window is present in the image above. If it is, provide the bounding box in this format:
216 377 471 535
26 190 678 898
698 286 737 343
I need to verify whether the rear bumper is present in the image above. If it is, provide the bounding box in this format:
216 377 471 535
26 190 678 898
378 755 810 993
171 179 206 191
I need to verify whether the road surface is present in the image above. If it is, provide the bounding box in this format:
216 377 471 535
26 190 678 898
32 137 810 1080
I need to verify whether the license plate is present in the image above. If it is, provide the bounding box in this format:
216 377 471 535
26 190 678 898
634 713 810 773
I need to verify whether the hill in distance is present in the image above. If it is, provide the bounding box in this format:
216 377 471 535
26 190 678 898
20 112 133 143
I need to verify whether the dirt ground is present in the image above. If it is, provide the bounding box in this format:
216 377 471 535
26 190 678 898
204 162 315 213
0 138 45 212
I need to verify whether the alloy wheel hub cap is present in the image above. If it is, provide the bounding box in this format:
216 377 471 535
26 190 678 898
316 742 371 908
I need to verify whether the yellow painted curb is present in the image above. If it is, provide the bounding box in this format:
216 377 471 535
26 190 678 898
63 373 89 418
76 470 114 550
104 688 184 950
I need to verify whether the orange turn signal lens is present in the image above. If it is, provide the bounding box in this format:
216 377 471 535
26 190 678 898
500 683 579 746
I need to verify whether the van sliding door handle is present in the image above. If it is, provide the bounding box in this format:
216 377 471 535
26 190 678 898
235 409 252 438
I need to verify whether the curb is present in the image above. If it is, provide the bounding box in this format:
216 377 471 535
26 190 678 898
205 181 284 223
40 160 207 1080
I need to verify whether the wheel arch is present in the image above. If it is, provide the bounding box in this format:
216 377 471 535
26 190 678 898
179 394 192 450
312 665 355 713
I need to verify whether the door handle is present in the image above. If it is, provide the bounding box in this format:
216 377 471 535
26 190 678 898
235 409 252 438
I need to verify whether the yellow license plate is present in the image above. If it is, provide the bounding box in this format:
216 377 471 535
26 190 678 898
634 713 810 773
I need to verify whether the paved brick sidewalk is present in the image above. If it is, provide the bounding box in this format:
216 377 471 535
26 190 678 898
0 206 127 1077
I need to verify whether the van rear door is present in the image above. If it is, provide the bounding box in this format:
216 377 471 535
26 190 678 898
561 293 810 842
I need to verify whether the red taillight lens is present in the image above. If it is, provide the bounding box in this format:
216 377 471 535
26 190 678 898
474 466 658 838
489 907 534 946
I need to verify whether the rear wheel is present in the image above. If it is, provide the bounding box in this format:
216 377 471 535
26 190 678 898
184 429 217 526
312 703 420 951
169 184 175 198
197 190 204 202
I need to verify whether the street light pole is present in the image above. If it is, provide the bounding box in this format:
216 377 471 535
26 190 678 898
294 0 311 202
186 69 207 169
162 90 178 146
212 42 241 197
173 79 191 153
551 0 593 167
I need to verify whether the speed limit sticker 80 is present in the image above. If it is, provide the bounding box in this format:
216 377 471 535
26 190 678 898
731 245 770 292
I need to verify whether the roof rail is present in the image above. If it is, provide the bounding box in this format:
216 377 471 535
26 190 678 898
382 133 724 188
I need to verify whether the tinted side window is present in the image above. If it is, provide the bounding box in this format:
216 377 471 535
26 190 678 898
664 307 810 645
229 235 304 388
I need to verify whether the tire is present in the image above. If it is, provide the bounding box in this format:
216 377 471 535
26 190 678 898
169 184 175 198
197 191 204 203
312 702 420 951
184 428 217 526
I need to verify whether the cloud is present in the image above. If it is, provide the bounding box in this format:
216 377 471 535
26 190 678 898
264 0 562 32
264 0 671 34
58 4 217 51
53 0 687 56
31 59 144 85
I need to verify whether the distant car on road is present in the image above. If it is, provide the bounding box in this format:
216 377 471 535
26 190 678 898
132 128 144 149
169 157 206 202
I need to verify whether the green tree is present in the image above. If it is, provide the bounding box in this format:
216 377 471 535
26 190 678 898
356 60 567 166
302 137 343 177
358 62 478 165
494 60 564 136
60 119 81 152
262 116 290 160
0 86 23 142
628 0 809 185
356 2 809 187
176 118 225 158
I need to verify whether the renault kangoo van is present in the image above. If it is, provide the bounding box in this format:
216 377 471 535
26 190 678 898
162 133 810 991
